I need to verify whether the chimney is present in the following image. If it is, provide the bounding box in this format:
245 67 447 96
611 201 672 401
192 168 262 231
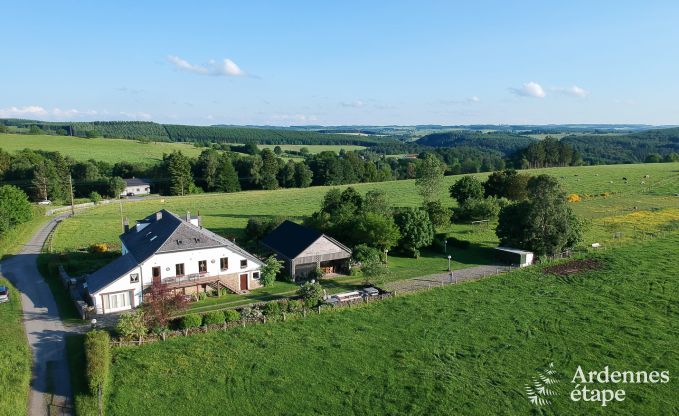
185 211 191 222
123 217 129 233
197 209 201 228
155 211 162 221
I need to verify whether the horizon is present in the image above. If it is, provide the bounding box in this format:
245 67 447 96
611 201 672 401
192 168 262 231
2 1 679 126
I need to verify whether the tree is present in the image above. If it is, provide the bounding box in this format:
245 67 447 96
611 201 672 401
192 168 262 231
31 161 52 201
363 189 390 215
645 153 662 163
449 176 484 204
360 257 389 286
89 191 102 204
453 197 500 222
259 148 279 190
351 244 382 264
0 185 34 235
424 200 451 228
354 213 401 250
164 151 194 196
214 155 240 192
107 176 126 198
496 175 582 256
273 145 283 155
484 169 530 201
415 154 444 203
261 255 283 286
143 281 188 329
293 162 313 188
195 149 220 191
394 208 435 258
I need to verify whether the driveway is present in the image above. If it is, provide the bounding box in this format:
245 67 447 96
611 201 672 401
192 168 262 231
0 214 77 416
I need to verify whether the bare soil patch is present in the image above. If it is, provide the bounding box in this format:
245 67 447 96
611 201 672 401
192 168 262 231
543 259 602 276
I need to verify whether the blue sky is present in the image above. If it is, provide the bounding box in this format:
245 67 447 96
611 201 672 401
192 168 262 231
1 1 678 125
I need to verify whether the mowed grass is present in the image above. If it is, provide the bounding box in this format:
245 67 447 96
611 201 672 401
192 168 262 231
0 278 31 416
258 144 366 154
106 234 679 415
51 162 679 260
0 133 203 164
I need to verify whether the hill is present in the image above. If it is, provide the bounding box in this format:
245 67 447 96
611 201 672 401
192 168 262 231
562 128 679 164
415 131 537 155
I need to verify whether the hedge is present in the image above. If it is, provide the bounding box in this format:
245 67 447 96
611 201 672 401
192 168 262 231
84 330 111 397
202 311 225 326
180 313 203 329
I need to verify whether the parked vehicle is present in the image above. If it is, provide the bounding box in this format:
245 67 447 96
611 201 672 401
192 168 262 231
360 287 380 297
0 286 9 303
37 199 51 205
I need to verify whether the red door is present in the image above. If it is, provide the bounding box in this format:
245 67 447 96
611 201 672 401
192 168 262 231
152 266 161 284
239 273 248 290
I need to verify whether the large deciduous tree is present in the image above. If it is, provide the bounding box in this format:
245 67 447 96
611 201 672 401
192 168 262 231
449 176 484 204
0 185 34 235
394 208 435 258
415 154 444 203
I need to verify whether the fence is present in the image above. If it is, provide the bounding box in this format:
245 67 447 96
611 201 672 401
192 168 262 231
109 292 394 347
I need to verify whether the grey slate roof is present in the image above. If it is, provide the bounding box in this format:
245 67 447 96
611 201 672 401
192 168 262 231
86 209 262 294
261 220 351 260
86 254 138 294
123 178 150 187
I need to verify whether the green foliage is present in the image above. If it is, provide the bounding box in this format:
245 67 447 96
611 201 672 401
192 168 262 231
163 151 194 196
263 301 282 317
424 200 451 228
180 313 203 329
297 281 323 308
483 169 530 200
116 310 147 339
0 185 34 235
84 330 110 395
360 258 389 286
496 175 582 255
516 136 579 168
415 154 444 203
453 197 500 222
561 128 679 164
394 208 435 258
245 217 285 243
287 299 304 313
449 176 484 204
88 191 102 204
261 255 283 287
224 309 241 322
202 311 226 326
351 244 382 264
213 154 241 193
353 213 401 250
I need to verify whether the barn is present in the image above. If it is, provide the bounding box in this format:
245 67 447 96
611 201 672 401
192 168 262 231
261 220 352 280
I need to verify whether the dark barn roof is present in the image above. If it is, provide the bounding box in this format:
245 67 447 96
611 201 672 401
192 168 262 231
123 178 150 187
261 220 350 260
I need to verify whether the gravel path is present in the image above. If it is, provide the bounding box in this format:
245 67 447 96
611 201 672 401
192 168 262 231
0 214 77 416
384 264 514 294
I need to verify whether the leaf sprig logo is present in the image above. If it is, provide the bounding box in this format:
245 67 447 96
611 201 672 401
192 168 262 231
525 362 560 406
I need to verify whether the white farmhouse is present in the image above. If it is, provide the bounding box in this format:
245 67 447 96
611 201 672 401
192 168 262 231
86 209 263 314
120 178 151 197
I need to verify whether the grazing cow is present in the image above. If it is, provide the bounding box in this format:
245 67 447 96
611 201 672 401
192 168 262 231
622 177 627 181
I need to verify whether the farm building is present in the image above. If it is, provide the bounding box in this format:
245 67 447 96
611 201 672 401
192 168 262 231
120 178 151 196
85 209 263 314
494 247 534 267
261 220 352 280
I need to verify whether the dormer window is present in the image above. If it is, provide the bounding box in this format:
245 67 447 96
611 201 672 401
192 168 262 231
176 240 183 245
240 259 247 269
194 238 200 243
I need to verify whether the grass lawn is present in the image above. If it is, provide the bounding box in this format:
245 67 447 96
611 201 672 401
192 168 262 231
0 207 48 260
0 278 31 416
0 133 204 164
104 233 679 415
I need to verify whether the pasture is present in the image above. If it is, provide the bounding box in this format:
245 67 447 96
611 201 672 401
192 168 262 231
0 133 203 164
104 233 679 415
0 278 31 416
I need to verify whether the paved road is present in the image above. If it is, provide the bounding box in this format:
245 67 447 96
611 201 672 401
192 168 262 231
0 214 76 416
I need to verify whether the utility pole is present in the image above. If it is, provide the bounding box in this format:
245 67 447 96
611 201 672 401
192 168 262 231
68 175 75 216
119 197 125 233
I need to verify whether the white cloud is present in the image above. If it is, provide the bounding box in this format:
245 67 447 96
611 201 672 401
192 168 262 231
468 96 481 103
119 111 152 121
340 100 365 108
553 85 589 98
510 81 546 98
167 55 246 77
268 113 317 124
0 105 49 118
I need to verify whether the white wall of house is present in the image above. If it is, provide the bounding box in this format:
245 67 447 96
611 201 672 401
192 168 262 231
120 184 150 196
90 246 262 314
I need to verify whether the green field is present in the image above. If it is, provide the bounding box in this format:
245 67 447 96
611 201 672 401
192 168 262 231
104 233 679 415
0 278 31 416
258 144 366 154
0 133 204 164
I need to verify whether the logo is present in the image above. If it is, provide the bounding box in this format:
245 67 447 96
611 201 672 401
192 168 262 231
524 362 560 406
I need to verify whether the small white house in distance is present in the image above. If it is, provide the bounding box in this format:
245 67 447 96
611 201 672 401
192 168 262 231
494 247 534 267
120 178 151 196
85 209 263 314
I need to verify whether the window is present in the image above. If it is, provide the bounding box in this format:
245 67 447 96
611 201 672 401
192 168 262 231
102 292 130 311
252 271 260 280
152 266 161 278
220 257 228 271
130 273 139 283
240 259 247 269
175 263 185 276
198 260 207 273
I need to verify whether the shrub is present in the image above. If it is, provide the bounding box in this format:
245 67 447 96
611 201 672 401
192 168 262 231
240 307 263 320
424 201 451 228
197 292 207 301
261 255 283 287
263 301 282 317
202 311 225 326
89 191 102 204
567 193 581 203
452 197 500 222
287 299 303 313
88 243 109 253
116 310 147 339
307 266 324 280
352 244 382 264
224 309 240 322
84 330 110 396
298 281 323 308
180 313 202 329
